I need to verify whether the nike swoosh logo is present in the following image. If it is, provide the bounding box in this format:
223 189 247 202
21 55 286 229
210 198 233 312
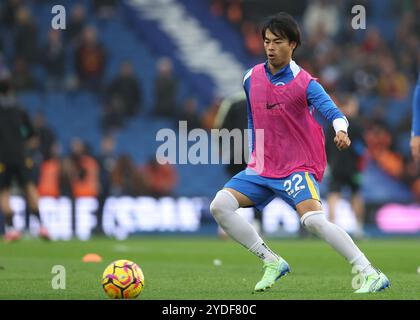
369 277 381 292
292 190 303 198
266 103 280 109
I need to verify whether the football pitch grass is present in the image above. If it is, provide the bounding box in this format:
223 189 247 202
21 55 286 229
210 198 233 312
0 236 419 300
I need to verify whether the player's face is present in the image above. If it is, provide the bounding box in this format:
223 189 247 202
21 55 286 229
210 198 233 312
264 29 296 71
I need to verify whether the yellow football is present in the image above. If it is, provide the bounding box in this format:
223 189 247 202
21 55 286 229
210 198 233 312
102 259 144 299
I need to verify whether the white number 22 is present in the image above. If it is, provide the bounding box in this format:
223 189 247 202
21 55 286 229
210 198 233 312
284 174 305 195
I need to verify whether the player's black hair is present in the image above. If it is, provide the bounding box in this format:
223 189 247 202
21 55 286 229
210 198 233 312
261 12 301 52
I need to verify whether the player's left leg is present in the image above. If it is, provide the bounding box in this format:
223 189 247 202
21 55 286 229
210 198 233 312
297 199 389 293
271 172 389 293
350 190 365 239
1 189 22 242
24 182 50 240
0 166 22 242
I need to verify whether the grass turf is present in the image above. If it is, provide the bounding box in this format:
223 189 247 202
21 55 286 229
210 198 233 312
0 236 419 300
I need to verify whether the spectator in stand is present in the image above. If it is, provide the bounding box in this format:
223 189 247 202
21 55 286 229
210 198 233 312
37 142 61 198
43 30 66 91
67 4 87 47
302 0 340 38
59 155 73 198
376 55 409 100
210 0 224 17
0 0 22 29
75 26 106 92
364 120 404 179
98 135 116 200
10 56 35 91
93 0 117 19
153 57 178 118
96 135 116 233
226 0 243 26
241 21 265 57
14 6 38 65
102 61 142 133
38 143 74 199
111 154 146 196
69 138 99 198
360 27 387 55
106 60 143 118
178 97 202 130
101 95 125 134
143 157 178 198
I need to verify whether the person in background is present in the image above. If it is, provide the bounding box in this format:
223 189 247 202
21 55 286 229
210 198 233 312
69 138 99 199
94 135 116 232
214 91 263 238
43 30 66 91
106 61 143 118
75 26 106 92
37 142 61 198
410 72 420 162
67 4 87 47
32 111 56 161
0 72 49 242
111 154 146 196
215 91 248 177
10 56 35 91
0 0 22 29
178 97 202 130
14 6 39 65
98 135 116 200
202 97 222 131
92 0 117 19
153 57 178 118
209 13 388 293
326 94 366 238
143 157 178 198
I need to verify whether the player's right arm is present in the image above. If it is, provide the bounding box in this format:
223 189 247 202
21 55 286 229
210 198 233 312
410 72 420 161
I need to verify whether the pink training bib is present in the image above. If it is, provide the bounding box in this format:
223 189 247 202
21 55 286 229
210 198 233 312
247 63 326 181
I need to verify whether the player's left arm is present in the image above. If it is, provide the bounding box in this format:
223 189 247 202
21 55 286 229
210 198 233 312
306 80 351 151
410 72 420 161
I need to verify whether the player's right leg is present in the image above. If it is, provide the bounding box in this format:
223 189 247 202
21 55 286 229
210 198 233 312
18 157 51 241
326 175 342 224
209 172 290 291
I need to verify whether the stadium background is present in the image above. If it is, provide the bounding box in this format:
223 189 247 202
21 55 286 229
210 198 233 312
0 0 419 240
